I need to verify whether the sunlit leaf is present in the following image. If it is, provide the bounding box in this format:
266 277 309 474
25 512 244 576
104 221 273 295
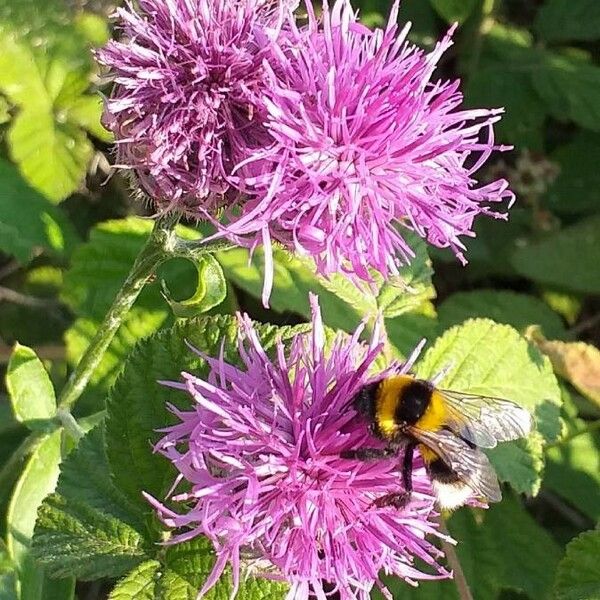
6 344 56 430
416 319 562 494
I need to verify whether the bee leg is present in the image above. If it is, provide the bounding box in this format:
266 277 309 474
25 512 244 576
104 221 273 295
340 447 397 461
372 442 416 509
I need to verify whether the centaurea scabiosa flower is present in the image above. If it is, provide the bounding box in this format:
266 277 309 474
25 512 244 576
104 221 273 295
148 295 450 600
224 0 514 293
97 0 286 213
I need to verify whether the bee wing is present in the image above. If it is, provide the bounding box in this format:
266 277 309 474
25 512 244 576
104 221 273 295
409 426 502 503
440 390 533 449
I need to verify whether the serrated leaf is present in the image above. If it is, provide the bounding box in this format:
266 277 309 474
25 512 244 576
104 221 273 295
429 0 478 24
0 0 99 202
111 545 288 600
0 158 77 262
62 217 198 320
317 232 434 320
6 430 74 599
535 0 600 43
382 493 562 600
511 216 600 294
217 234 433 329
110 537 287 600
532 53 600 132
216 247 363 332
106 315 309 517
6 343 56 429
65 308 169 402
386 309 438 359
109 560 161 600
437 290 567 340
8 106 93 202
554 529 600 600
415 319 562 495
545 132 600 215
32 426 150 580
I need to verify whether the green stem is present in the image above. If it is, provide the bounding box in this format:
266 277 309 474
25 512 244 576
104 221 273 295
57 212 236 418
57 213 180 413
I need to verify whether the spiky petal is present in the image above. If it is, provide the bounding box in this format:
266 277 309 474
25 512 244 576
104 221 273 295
148 296 450 600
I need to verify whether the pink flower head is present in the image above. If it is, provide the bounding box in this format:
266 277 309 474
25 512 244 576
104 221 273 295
97 0 286 213
148 295 450 600
221 0 514 294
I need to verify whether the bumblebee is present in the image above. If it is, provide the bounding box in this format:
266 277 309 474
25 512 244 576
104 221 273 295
342 374 532 510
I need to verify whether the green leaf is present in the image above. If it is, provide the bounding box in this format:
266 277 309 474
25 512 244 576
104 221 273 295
0 0 99 202
437 290 567 340
217 231 434 329
511 216 600 294
532 53 600 132
65 308 169 400
384 494 562 600
545 132 600 215
8 106 93 202
106 314 309 517
109 561 161 600
386 309 438 359
6 430 75 599
545 425 600 521
0 95 9 124
535 0 600 43
216 246 363 332
161 254 227 318
465 65 545 149
62 94 112 142
6 343 56 429
415 319 562 495
32 426 150 580
110 538 288 600
74 11 109 47
0 267 70 347
430 0 478 24
0 158 77 262
554 529 600 600
0 540 18 600
62 217 198 321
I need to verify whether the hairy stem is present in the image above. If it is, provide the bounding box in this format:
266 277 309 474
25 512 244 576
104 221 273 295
439 517 474 600
56 213 180 413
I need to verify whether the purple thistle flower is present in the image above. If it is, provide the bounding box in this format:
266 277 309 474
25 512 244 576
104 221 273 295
147 295 450 600
97 0 285 213
220 0 514 292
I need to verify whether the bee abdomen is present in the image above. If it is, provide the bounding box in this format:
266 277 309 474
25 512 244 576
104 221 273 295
426 457 461 485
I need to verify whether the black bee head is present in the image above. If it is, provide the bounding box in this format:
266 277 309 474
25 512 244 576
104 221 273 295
351 381 379 420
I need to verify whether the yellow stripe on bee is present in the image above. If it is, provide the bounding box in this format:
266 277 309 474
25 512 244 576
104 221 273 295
418 444 438 464
375 376 448 440
375 376 412 438
418 389 447 432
